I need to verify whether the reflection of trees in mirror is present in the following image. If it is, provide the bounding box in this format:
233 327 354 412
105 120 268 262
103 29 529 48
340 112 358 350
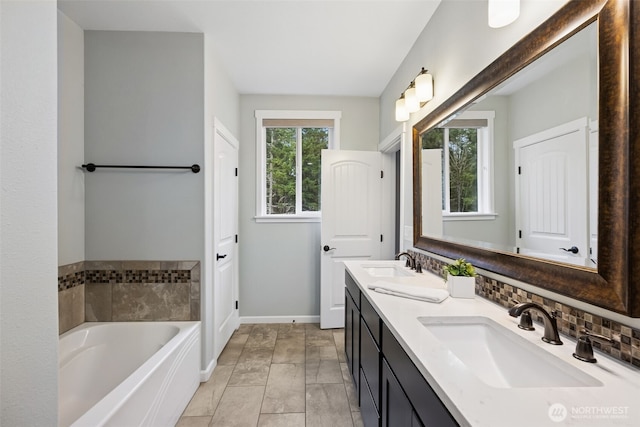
422 127 479 213
265 127 328 214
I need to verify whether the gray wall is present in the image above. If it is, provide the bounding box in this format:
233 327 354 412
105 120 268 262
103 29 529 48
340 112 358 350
58 11 85 265
382 0 569 245
239 95 379 317
84 31 204 261
1 1 60 424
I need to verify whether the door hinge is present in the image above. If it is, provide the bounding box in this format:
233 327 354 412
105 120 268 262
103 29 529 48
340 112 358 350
380 234 383 242
518 166 521 175
518 230 522 239
235 167 238 177
235 300 239 310
516 247 520 254
235 234 238 243
381 170 384 179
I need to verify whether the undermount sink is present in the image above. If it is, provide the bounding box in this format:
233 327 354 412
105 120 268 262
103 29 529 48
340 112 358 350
362 264 413 278
418 316 602 389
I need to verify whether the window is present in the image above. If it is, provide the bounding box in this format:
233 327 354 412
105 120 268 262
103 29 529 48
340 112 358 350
255 110 341 222
421 111 495 219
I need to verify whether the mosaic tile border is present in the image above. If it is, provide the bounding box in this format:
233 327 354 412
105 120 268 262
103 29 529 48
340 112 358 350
409 250 640 370
58 260 201 330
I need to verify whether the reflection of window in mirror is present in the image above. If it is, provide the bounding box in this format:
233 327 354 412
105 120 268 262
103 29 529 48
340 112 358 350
421 111 496 219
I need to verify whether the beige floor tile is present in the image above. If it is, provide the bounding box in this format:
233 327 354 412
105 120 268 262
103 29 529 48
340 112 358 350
209 385 264 427
306 345 338 361
351 410 364 427
306 329 336 348
277 322 306 338
306 383 354 427
261 363 306 413
176 415 212 427
245 324 279 348
333 330 346 362
217 333 250 366
340 363 359 411
272 336 306 364
237 324 255 334
182 365 234 416
227 347 273 386
306 359 344 384
257 413 306 427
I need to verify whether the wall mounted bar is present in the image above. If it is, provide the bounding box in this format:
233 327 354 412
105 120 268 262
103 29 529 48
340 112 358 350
81 163 201 173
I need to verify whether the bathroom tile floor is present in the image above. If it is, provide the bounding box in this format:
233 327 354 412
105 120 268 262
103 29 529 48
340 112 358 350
177 323 363 427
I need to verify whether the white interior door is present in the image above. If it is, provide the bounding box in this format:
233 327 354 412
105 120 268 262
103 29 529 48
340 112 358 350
514 117 589 266
213 119 240 359
320 149 382 329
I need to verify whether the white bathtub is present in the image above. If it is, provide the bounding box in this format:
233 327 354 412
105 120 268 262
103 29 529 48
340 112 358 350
59 321 200 427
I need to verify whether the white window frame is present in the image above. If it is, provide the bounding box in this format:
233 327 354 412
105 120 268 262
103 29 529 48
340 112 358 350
255 110 341 223
441 110 497 221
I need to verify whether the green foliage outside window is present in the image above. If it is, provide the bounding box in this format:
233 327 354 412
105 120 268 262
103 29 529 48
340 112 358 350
421 127 478 213
266 127 328 214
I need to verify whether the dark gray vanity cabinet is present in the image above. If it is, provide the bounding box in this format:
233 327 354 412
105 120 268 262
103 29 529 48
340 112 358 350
345 271 458 427
345 272 361 394
382 324 458 427
360 296 382 426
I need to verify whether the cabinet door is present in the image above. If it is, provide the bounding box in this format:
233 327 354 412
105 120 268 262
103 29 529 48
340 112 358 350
360 319 380 412
381 359 413 427
360 368 380 427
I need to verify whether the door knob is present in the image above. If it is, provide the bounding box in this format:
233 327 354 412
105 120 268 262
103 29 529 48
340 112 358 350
216 253 227 260
323 245 336 252
559 246 579 254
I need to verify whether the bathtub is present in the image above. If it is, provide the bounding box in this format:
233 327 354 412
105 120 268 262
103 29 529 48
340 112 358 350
59 321 200 427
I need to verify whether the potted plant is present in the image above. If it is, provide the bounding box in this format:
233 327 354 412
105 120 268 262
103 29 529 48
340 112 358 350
444 258 477 298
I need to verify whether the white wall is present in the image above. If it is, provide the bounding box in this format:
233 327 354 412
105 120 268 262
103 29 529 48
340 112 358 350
84 31 205 261
202 34 240 372
239 95 379 318
1 0 60 424
58 11 85 266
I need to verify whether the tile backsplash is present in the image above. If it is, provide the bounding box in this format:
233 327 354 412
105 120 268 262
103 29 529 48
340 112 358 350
410 250 640 371
58 260 200 334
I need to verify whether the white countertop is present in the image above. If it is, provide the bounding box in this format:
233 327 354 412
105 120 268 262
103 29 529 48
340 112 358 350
344 260 640 427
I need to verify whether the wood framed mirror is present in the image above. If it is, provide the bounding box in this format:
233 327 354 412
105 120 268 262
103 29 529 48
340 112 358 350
413 0 639 316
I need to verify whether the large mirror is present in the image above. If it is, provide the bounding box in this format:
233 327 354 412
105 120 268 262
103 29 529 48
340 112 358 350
413 0 640 316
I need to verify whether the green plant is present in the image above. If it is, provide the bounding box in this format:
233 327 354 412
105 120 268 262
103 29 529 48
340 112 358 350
444 258 476 281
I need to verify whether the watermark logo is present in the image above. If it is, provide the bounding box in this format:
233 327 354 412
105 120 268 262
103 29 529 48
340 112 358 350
548 404 629 422
548 403 567 422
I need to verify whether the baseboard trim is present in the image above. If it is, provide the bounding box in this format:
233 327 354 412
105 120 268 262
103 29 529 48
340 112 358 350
240 315 320 324
200 357 216 382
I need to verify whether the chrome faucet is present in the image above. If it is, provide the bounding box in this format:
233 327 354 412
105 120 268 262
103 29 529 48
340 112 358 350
395 251 415 269
508 302 563 345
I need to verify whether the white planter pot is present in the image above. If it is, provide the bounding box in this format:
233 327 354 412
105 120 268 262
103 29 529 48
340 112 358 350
447 276 476 299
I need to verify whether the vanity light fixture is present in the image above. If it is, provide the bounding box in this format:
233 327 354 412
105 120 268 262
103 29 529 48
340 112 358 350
488 0 520 28
395 67 434 122
395 93 410 122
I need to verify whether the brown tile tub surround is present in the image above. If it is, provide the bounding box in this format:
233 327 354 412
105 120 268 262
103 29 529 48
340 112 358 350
58 261 86 334
409 250 640 370
58 260 200 334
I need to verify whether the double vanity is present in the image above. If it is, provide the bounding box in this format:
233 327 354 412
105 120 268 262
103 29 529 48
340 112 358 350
344 260 640 426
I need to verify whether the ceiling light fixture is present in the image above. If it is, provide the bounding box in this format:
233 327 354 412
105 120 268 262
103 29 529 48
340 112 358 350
395 67 434 122
488 0 520 28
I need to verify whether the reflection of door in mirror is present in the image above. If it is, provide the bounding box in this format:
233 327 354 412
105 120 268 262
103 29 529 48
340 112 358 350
514 117 589 267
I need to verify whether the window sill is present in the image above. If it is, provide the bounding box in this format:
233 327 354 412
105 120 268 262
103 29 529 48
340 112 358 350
255 215 321 223
443 213 498 221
